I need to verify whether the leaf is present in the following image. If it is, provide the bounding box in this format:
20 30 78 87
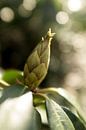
0 92 33 130
2 69 23 84
0 84 27 104
46 99 75 130
36 104 48 124
30 108 42 130
24 28 55 90
56 88 80 109
56 88 86 126
41 87 86 126
62 106 86 130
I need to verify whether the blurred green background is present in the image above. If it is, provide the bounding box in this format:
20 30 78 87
0 0 86 114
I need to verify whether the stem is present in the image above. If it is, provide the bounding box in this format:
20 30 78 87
37 87 58 94
33 93 49 107
34 92 48 100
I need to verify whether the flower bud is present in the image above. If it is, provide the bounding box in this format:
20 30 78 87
24 28 55 90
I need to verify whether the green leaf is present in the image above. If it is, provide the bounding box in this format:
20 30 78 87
40 87 86 126
0 84 27 104
62 106 86 130
46 99 75 130
56 88 80 110
36 104 48 124
56 88 86 126
2 69 23 84
0 92 33 130
30 109 42 130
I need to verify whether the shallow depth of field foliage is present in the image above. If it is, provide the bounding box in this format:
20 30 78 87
0 0 86 130
0 29 86 130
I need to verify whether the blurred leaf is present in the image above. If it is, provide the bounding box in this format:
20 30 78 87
0 92 33 130
2 69 23 84
56 88 86 126
0 84 28 104
30 108 42 130
46 99 75 130
62 106 86 130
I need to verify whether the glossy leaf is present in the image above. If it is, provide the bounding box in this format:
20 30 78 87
41 87 86 125
46 99 75 130
56 88 86 126
62 106 86 130
0 84 27 104
0 92 33 130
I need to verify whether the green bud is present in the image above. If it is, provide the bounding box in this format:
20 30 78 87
24 28 55 90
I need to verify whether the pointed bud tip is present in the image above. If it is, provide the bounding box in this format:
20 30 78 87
47 28 56 38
